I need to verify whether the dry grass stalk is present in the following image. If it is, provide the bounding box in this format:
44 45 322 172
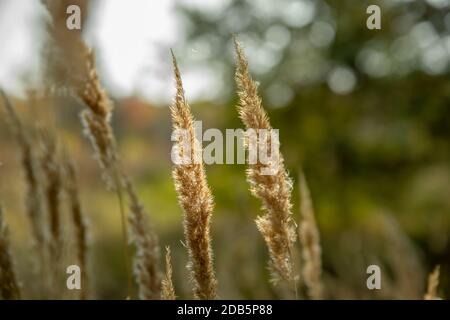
424 265 440 300
298 171 323 299
161 246 176 300
0 91 45 250
124 177 161 300
171 52 218 300
233 38 296 284
80 109 117 188
43 0 163 298
0 206 21 300
63 157 90 299
43 0 117 186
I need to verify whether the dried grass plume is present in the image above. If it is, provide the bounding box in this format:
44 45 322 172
233 38 296 284
170 51 218 300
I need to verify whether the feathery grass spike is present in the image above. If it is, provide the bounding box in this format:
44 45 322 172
233 38 296 284
171 51 218 300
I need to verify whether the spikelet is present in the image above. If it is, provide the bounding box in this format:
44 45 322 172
298 171 323 299
0 206 21 300
424 265 440 300
63 157 90 299
161 246 176 300
124 177 161 300
80 108 117 188
74 46 118 188
170 52 218 300
233 38 296 283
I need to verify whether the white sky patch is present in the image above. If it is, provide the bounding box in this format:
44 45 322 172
84 0 178 103
0 0 44 97
0 0 227 104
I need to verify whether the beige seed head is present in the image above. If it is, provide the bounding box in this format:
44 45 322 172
233 38 296 283
170 51 218 300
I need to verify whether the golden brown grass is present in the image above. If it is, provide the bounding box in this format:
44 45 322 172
170 52 218 300
0 206 22 300
298 171 323 299
233 38 296 286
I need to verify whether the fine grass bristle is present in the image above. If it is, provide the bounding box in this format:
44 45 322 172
170 51 218 300
233 38 296 286
0 206 21 300
161 246 176 300
298 171 323 299
424 265 440 300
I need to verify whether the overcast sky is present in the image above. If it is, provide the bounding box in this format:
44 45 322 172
0 0 227 103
